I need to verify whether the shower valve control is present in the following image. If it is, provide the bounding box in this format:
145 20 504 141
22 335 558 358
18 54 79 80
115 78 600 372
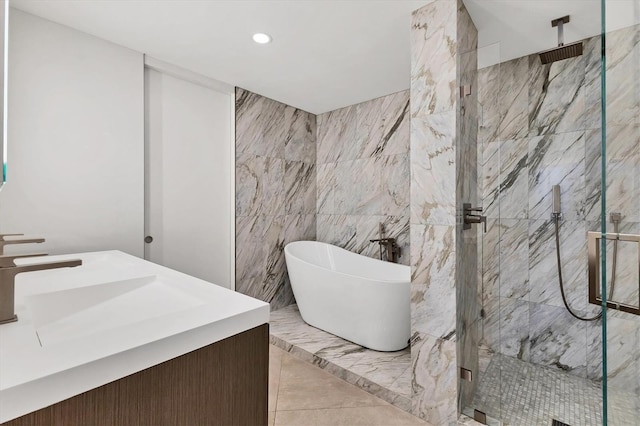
463 204 487 233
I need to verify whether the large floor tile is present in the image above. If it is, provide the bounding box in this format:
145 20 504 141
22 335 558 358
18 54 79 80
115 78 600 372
275 406 431 426
269 345 284 411
276 355 386 410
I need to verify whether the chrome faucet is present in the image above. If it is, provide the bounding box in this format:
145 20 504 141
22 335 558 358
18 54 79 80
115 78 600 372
0 240 82 324
0 234 45 255
369 223 402 263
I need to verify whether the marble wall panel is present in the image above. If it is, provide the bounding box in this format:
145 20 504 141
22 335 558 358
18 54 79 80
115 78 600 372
587 315 640 395
316 105 356 164
498 139 528 219
381 153 411 216
410 112 457 226
500 301 531 361
604 25 640 128
316 163 335 214
357 91 410 157
498 57 529 141
235 153 284 217
478 64 500 144
316 91 410 266
284 105 316 163
528 131 585 221
481 141 500 219
585 124 640 222
528 52 585 136
411 224 457 338
481 218 500 303
583 35 602 131
315 214 357 251
284 161 316 215
411 332 458 425
529 302 588 376
528 219 590 311
498 219 529 300
235 88 316 310
410 1 457 118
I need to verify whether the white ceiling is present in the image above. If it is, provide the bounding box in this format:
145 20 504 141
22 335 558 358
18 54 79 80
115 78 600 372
10 0 640 114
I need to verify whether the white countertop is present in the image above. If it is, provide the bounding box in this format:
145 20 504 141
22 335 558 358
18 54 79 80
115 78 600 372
0 250 270 423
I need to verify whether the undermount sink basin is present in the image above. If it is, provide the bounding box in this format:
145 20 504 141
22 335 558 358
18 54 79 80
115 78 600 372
25 275 205 347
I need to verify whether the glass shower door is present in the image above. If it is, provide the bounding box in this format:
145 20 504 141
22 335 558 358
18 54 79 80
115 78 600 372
599 1 640 424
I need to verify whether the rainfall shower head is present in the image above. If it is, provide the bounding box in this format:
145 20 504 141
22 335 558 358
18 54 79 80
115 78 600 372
539 15 583 64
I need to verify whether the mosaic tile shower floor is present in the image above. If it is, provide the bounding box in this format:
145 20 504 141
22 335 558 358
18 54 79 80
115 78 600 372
469 354 639 426
269 304 412 412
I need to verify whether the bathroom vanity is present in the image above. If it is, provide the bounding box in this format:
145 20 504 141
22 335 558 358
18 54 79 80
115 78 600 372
0 251 270 425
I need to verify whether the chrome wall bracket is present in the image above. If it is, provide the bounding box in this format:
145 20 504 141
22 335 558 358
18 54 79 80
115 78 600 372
459 367 473 382
587 231 640 316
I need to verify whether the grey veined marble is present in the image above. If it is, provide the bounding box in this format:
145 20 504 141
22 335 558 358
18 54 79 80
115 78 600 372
235 88 316 310
316 90 410 267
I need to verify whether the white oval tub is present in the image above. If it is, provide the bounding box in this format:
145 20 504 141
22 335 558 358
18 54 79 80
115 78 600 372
284 241 410 352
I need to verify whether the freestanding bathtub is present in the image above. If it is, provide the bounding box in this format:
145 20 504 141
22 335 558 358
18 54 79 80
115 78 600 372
284 241 410 352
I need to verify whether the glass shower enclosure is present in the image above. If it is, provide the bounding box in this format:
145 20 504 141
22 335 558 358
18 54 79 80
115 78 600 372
459 1 639 424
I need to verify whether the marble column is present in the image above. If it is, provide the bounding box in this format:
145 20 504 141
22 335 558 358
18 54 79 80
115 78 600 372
410 0 478 423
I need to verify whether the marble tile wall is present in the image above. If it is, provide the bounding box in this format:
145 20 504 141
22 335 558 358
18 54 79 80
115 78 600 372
477 24 639 397
315 90 410 265
235 88 317 310
410 1 478 424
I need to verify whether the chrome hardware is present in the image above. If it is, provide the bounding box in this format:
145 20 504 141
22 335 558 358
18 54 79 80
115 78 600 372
610 212 622 224
463 203 487 233
552 184 562 217
587 231 640 316
0 256 82 324
0 234 45 255
0 253 48 268
370 223 401 263
460 367 473 382
370 237 401 263
144 235 153 244
473 409 488 425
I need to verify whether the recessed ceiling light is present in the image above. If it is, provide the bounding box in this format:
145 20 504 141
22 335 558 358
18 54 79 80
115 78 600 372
252 33 272 44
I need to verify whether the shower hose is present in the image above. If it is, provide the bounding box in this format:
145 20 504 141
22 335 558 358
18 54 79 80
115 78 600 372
553 214 618 322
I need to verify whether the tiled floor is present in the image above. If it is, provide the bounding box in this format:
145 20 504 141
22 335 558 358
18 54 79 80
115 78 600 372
469 353 640 426
269 345 430 425
270 304 412 411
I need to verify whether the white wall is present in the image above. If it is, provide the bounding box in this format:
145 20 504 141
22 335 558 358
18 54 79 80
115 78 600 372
0 9 144 256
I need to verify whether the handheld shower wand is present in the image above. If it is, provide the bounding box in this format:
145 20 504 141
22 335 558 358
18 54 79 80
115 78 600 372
552 185 561 217
551 184 619 321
